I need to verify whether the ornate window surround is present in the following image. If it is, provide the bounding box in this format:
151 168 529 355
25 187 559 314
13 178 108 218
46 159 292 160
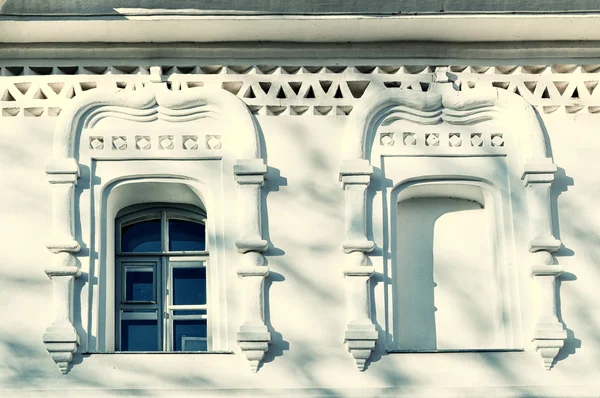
43 81 271 373
339 75 567 370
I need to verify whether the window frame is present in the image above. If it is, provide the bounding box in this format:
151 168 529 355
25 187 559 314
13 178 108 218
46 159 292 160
115 204 210 352
116 204 208 256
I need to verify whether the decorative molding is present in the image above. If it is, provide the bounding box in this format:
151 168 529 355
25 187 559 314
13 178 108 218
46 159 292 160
343 84 548 163
341 82 567 370
523 160 567 370
85 133 223 156
4 64 600 118
339 159 377 370
234 160 271 372
377 131 505 156
45 83 271 373
43 157 81 373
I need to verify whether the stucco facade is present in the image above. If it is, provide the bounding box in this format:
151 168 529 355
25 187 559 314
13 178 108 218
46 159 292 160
1 2 600 397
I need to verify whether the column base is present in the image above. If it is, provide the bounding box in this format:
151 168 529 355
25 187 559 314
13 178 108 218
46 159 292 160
237 325 271 373
532 321 566 370
533 338 565 370
345 324 378 371
43 326 79 374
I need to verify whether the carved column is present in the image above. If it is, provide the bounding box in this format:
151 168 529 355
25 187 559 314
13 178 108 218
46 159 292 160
44 158 81 373
522 158 566 370
339 159 378 371
234 159 270 373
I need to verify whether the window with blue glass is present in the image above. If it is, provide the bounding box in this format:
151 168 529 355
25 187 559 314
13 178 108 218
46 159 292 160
115 206 209 352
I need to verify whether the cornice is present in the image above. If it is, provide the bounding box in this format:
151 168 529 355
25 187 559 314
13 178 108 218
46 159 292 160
3 63 600 118
6 42 600 61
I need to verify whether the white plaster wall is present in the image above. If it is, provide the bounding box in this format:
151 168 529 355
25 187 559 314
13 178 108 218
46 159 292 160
0 76 600 397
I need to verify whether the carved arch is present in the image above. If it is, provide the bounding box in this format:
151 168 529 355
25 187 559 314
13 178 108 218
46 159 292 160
343 85 548 164
53 86 261 160
339 83 566 370
44 85 271 373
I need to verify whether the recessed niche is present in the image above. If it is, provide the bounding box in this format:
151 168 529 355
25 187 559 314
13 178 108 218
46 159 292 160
390 183 510 351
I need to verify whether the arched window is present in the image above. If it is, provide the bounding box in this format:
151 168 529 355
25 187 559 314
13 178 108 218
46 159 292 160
115 205 209 352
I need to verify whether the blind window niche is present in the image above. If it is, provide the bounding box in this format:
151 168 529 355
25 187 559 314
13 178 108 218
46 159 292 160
391 183 509 352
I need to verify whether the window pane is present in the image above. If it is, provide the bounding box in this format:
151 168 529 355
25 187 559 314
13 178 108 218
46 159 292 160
124 268 154 302
169 220 206 251
174 319 207 351
182 338 208 352
121 319 158 351
173 309 207 316
173 267 206 306
121 219 162 252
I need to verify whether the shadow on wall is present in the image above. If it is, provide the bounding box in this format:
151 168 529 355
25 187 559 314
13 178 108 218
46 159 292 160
550 166 580 365
262 271 289 365
555 272 581 365
261 166 290 366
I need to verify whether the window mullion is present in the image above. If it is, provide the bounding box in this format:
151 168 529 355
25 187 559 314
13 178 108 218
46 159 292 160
161 210 167 352
162 210 168 252
116 258 122 351
169 305 208 310
161 256 168 352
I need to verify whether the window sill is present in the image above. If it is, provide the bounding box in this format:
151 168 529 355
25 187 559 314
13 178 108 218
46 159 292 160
387 348 524 354
86 351 235 355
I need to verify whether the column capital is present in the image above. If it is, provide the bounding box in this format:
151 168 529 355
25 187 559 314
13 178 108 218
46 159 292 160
234 159 267 185
45 266 81 279
531 264 564 277
339 159 373 188
46 158 80 184
530 237 562 253
45 240 81 254
342 240 375 254
522 158 557 186
237 252 269 277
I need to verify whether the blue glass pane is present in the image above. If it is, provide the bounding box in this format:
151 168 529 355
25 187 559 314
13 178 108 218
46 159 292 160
122 219 162 252
125 268 154 302
121 319 158 351
169 220 206 251
174 319 207 351
173 267 206 305
173 309 207 316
